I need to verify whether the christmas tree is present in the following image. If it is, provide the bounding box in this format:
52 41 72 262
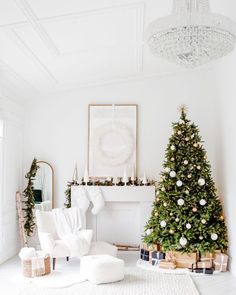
144 106 228 254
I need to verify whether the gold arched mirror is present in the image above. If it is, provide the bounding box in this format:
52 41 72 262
33 161 54 210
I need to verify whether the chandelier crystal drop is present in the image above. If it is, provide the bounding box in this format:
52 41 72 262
147 0 236 67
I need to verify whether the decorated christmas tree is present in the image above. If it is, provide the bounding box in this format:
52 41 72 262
144 106 228 254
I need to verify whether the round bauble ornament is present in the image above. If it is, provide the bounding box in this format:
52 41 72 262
193 143 198 148
220 215 224 221
188 174 192 178
199 199 207 206
165 167 171 173
176 180 183 187
146 229 153 235
163 202 167 207
170 171 176 178
169 229 174 234
170 212 173 216
179 237 187 247
177 198 184 206
185 137 189 141
175 217 179 222
156 197 160 202
192 207 197 212
161 187 165 192
186 223 191 229
184 160 188 165
199 236 203 240
211 233 218 241
160 220 166 228
155 212 158 217
201 219 206 224
170 145 175 151
197 165 201 170
171 157 175 161
198 178 205 186
177 130 182 135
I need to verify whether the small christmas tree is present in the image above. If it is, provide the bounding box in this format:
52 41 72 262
144 106 228 254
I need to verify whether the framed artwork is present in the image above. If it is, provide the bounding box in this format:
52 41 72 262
88 104 138 178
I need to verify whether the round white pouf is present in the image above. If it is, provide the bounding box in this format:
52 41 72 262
80 255 124 285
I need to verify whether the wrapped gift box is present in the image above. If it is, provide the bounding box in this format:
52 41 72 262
159 260 176 270
166 251 198 268
140 249 150 261
214 253 228 272
191 267 214 275
151 251 166 266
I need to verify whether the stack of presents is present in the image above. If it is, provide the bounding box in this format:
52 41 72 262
140 243 228 274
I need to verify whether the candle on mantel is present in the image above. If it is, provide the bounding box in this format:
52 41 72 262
113 176 118 185
131 164 135 184
72 163 78 184
84 164 89 185
142 173 148 185
122 167 129 185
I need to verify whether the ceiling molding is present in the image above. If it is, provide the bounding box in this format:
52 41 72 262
14 0 60 55
10 28 58 84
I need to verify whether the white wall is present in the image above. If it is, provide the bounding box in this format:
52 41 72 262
215 52 236 275
23 68 221 208
0 95 23 264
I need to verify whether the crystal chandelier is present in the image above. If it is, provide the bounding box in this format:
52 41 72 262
147 0 236 67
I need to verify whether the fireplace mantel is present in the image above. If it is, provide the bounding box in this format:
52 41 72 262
71 185 155 245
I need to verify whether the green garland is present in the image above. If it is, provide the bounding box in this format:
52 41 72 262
23 158 39 240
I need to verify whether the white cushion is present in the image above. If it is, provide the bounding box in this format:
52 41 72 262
80 255 124 284
88 241 118 257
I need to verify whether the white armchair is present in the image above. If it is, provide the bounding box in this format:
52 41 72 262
35 210 117 270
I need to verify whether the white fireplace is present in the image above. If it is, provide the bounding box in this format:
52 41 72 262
71 186 155 245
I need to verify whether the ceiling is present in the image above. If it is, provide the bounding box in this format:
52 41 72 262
0 0 235 103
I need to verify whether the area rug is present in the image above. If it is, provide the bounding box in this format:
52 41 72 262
19 266 199 295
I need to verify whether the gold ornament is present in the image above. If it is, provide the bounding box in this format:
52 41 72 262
163 202 168 207
192 207 197 212
155 212 158 217
169 229 174 234
156 197 160 202
170 212 173 216
220 215 224 221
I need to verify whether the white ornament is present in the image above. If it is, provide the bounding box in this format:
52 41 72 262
197 165 201 170
165 167 171 173
170 171 176 178
199 236 203 240
160 221 167 228
163 202 167 207
185 137 189 141
198 178 205 186
177 198 184 206
179 237 187 247
175 217 179 222
177 131 182 135
187 174 192 178
170 212 173 216
186 223 191 229
146 229 153 235
171 157 175 161
161 187 165 191
193 143 198 148
211 233 218 241
170 145 175 151
201 219 206 224
184 160 188 165
176 180 183 187
199 199 207 206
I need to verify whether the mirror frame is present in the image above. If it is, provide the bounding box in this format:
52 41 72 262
36 160 55 209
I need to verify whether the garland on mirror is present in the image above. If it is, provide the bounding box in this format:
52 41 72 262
22 158 39 241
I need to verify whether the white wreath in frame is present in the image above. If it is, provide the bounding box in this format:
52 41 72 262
93 122 135 167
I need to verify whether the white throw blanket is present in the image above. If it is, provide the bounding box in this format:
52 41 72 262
52 208 93 257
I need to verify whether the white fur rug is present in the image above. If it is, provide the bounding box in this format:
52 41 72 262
19 266 199 295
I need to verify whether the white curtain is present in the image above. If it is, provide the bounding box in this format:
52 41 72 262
0 118 4 253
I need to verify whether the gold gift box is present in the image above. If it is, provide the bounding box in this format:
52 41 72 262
166 251 198 269
159 260 176 270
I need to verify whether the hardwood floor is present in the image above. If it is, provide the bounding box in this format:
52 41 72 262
0 252 235 295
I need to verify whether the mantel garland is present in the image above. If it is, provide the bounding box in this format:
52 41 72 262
64 178 156 208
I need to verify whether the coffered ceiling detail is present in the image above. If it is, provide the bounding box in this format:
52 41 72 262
0 0 235 103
